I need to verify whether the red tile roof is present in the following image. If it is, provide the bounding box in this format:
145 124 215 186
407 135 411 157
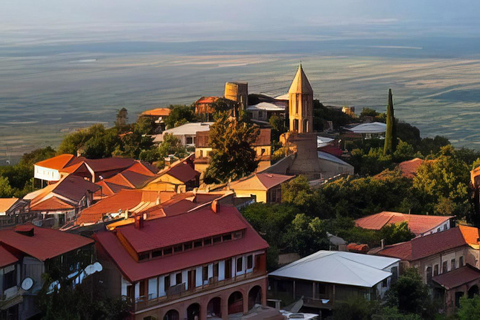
76 190 171 225
116 205 247 253
195 96 220 104
94 206 268 282
35 154 77 170
84 158 136 173
141 108 171 117
433 264 480 290
231 173 295 191
162 162 199 183
51 175 100 202
0 198 19 213
398 158 435 179
31 196 74 211
355 211 452 236
146 193 226 217
0 246 18 267
376 227 474 261
253 129 271 146
0 225 93 261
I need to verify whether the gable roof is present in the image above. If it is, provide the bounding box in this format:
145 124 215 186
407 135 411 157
0 198 19 213
0 246 18 267
230 173 294 191
31 196 74 211
0 225 93 261
161 162 199 183
141 108 171 117
288 65 313 94
94 206 268 282
433 264 480 290
376 227 477 261
76 190 171 225
35 154 77 170
355 211 452 236
270 250 398 288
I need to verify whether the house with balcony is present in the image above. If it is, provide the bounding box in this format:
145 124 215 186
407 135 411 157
0 198 32 229
94 202 276 320
268 251 399 318
0 225 94 319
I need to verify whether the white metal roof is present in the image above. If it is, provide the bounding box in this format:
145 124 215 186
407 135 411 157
348 122 386 134
317 151 352 167
270 251 399 288
153 122 213 142
247 102 285 112
317 136 334 148
275 93 289 100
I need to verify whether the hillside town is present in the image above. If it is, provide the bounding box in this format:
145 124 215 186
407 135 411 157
2 65 480 320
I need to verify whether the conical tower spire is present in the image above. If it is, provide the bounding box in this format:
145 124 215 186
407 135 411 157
289 64 313 94
288 65 314 133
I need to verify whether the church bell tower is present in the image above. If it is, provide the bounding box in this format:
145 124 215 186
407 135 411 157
288 64 313 133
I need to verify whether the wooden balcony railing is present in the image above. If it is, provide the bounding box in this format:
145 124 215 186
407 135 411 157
134 270 265 312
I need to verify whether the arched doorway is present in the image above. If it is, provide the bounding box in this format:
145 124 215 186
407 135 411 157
207 297 222 318
228 291 243 315
163 309 179 320
248 285 262 310
469 285 479 298
187 303 200 320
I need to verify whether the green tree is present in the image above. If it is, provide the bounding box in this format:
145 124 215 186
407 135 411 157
164 105 195 128
204 112 259 183
286 213 329 256
334 296 379 320
413 145 470 217
458 295 480 320
0 176 14 197
281 176 315 210
384 88 397 155
386 268 435 319
269 115 287 142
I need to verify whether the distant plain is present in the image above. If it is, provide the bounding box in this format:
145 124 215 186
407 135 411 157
1 38 480 161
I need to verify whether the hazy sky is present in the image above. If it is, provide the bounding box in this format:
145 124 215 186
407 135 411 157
2 0 480 42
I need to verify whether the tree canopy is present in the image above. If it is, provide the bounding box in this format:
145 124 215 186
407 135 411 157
204 112 259 184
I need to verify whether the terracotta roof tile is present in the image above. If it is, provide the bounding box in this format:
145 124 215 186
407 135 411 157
253 129 271 146
231 173 294 191
94 207 268 282
35 154 76 170
31 197 74 211
0 246 18 267
433 264 480 290
355 211 453 236
162 162 199 183
0 198 19 213
0 225 93 261
377 227 472 261
141 108 171 117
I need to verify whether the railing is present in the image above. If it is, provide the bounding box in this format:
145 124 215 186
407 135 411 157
134 270 265 312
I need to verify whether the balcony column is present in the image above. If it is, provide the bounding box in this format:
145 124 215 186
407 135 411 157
200 300 208 320
262 282 267 306
221 296 229 320
243 290 249 314
179 305 187 320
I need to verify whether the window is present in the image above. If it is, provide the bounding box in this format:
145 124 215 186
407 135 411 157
426 267 432 284
213 236 222 244
247 255 253 269
174 245 183 253
202 266 209 281
258 111 263 118
213 263 219 278
186 136 193 145
391 267 398 282
165 275 170 291
3 268 16 290
184 242 192 251
317 283 327 295
223 234 232 241
442 261 448 273
164 248 172 255
152 250 162 258
237 257 243 272
176 273 182 285
139 253 149 261
204 238 212 246
451 259 456 270
234 231 243 239
460 256 464 267
194 241 202 248
434 264 439 276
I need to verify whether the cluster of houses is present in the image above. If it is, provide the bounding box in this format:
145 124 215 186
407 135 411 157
1 66 480 320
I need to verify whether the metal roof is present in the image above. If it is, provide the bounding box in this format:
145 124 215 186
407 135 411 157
317 151 352 167
270 251 399 288
347 122 386 134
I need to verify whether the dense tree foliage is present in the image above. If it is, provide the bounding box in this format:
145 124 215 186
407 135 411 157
313 100 354 131
164 105 196 128
204 112 259 184
384 89 397 155
458 295 480 320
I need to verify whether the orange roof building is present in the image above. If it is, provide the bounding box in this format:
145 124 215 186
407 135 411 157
140 108 171 118
230 172 295 203
355 211 453 237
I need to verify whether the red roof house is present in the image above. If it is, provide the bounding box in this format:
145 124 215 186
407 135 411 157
355 211 453 237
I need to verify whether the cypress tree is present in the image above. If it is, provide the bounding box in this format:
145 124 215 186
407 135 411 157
384 88 397 155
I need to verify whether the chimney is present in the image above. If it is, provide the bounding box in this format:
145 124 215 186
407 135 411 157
134 214 144 229
381 239 385 249
211 200 220 213
15 226 34 237
124 209 129 220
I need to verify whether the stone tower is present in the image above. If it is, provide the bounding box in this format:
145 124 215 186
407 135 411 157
288 64 313 133
224 82 248 111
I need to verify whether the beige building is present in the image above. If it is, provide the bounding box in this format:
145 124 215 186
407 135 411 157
229 172 295 203
224 82 248 111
